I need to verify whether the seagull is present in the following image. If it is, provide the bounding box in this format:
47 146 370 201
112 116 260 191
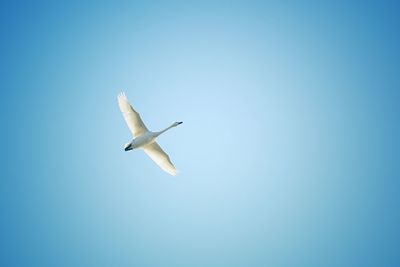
117 92 182 176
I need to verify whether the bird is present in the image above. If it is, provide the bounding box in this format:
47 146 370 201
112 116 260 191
117 92 182 176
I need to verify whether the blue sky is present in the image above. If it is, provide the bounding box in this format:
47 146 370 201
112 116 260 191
1 1 399 266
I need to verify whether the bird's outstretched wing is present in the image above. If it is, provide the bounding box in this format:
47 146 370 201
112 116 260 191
117 92 148 137
143 142 178 176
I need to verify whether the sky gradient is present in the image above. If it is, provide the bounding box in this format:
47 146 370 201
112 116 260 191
1 1 400 266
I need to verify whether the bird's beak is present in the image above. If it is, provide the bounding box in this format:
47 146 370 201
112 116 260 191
178 121 183 124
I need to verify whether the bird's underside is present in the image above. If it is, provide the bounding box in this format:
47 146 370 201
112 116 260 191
117 92 179 176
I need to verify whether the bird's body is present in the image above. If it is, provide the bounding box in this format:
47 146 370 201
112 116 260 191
117 92 182 176
127 131 157 150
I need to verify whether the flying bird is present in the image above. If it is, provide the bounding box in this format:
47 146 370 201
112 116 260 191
117 92 182 176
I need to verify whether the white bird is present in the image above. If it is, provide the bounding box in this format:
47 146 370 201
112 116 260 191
117 92 182 176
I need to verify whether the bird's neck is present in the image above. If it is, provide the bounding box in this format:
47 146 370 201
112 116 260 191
155 123 175 136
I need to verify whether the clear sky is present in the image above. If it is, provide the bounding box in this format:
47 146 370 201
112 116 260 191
1 1 399 266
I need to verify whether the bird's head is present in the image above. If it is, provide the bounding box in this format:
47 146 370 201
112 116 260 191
172 121 183 127
124 142 133 151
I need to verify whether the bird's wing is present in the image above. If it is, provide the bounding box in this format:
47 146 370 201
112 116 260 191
117 92 148 137
143 142 178 176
